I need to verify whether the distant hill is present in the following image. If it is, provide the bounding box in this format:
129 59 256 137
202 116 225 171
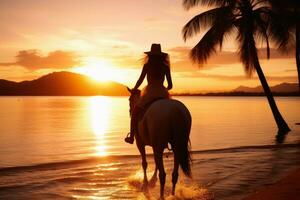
172 82 299 96
233 82 298 93
0 71 129 96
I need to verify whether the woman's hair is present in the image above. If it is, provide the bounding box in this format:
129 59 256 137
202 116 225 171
143 54 170 70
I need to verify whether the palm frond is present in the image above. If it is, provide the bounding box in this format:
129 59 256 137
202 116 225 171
182 6 232 41
251 0 269 9
182 0 235 10
190 26 218 65
190 20 235 65
235 14 258 77
268 8 296 52
239 36 258 77
253 7 270 58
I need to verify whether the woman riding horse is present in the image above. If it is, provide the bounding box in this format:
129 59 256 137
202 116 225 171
125 43 173 144
125 44 191 198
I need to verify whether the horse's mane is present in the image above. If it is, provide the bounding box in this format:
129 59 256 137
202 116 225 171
131 89 141 97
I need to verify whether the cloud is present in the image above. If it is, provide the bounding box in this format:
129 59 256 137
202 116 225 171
168 46 294 67
16 50 81 70
0 50 81 70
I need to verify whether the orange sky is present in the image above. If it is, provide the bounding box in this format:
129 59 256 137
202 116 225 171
0 0 297 92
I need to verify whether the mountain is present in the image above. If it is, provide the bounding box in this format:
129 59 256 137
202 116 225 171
0 71 129 96
233 82 298 93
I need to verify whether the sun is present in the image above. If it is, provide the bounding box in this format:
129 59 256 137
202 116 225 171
73 57 117 82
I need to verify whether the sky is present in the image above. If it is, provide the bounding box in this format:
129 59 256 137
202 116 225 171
0 0 297 92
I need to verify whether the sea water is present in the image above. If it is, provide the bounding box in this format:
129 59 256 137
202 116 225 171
0 96 299 199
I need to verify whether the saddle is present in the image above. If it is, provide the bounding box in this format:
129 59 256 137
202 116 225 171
136 97 165 122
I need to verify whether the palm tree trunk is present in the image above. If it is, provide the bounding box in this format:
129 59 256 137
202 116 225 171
253 53 291 134
296 23 300 93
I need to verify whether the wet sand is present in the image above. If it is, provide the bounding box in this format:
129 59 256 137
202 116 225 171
243 168 300 200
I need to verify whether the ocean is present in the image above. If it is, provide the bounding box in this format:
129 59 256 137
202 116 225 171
0 96 299 199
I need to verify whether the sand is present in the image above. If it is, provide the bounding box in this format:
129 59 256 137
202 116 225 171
243 168 300 200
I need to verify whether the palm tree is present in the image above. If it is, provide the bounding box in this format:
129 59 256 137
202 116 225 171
268 0 300 92
182 0 290 134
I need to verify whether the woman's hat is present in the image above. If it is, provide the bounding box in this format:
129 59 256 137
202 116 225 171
144 43 167 56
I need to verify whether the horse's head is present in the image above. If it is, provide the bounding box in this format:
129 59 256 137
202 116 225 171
127 87 141 116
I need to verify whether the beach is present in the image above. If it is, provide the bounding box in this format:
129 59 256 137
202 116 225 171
244 168 300 200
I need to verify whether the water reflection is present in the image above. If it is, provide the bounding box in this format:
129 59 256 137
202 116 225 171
89 96 111 156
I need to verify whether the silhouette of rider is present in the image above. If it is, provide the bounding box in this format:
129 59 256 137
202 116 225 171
125 43 173 144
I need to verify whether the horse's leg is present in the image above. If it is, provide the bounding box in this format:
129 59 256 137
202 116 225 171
137 143 148 189
154 147 166 198
172 151 179 195
148 165 158 187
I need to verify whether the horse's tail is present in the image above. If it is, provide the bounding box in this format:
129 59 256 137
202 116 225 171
172 105 192 178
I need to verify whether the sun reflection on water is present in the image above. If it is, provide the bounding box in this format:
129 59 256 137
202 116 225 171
89 96 111 156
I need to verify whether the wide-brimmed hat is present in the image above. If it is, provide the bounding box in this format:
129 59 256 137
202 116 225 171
144 43 167 56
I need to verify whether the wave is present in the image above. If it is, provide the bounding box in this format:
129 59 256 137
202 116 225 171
191 143 300 154
0 143 299 174
0 155 137 174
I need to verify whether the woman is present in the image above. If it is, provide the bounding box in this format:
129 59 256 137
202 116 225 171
125 43 173 144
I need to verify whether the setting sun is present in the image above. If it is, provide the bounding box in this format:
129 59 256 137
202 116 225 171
74 57 118 82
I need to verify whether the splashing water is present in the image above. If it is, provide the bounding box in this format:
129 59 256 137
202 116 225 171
127 169 214 200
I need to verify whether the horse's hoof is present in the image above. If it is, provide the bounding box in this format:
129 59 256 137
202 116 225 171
141 182 148 191
148 176 157 188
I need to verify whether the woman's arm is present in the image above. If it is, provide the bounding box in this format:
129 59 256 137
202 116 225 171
166 67 173 90
133 65 147 90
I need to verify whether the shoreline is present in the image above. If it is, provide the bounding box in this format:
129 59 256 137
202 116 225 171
243 168 300 200
0 94 299 97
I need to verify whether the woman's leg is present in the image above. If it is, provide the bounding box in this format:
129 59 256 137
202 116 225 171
125 106 142 144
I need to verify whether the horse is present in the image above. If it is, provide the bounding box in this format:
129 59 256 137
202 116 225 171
127 87 192 198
